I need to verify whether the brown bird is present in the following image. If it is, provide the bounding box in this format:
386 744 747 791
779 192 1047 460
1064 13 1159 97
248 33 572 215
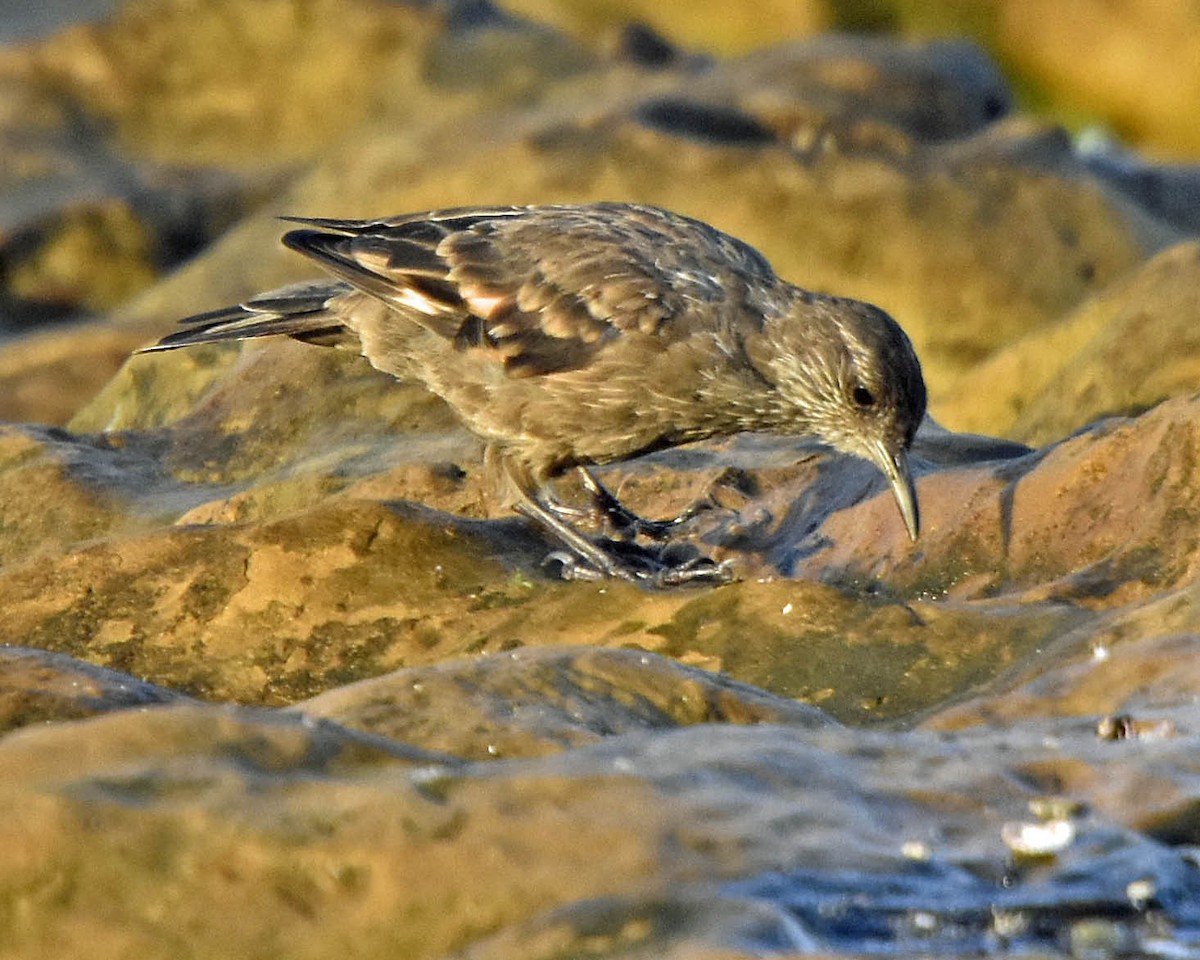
141 203 926 585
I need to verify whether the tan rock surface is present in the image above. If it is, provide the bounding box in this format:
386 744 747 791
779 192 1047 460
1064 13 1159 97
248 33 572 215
6 0 590 170
804 392 1200 606
1 691 1197 958
0 0 593 337
0 324 142 425
11 378 1200 726
0 645 185 733
0 433 1080 722
940 242 1200 443
298 645 832 759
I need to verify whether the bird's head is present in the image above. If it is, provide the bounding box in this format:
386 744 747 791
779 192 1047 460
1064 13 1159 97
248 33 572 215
754 294 927 540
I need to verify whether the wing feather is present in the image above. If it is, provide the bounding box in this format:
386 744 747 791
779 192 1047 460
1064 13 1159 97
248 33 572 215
278 204 779 376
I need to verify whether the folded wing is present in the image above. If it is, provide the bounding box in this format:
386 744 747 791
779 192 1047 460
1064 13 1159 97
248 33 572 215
144 204 779 376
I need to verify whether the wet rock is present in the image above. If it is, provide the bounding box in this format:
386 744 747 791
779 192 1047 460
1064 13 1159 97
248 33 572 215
0 490 531 703
0 422 163 567
298 645 832 759
0 462 1078 721
0 19 1191 735
925 606 1200 730
0 419 1099 726
799 391 1200 607
0 645 185 733
1 704 1198 957
3 5 1200 956
0 400 1087 722
940 241 1200 443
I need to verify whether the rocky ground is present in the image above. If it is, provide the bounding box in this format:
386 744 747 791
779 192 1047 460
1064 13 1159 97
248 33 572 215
2 1 1200 957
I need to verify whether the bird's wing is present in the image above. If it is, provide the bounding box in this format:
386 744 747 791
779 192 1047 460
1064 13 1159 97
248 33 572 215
280 204 778 377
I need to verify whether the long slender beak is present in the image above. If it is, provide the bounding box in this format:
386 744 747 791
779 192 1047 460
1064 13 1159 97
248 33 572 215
869 440 920 541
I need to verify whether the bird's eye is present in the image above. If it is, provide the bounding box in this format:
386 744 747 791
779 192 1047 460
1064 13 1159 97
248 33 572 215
852 384 876 408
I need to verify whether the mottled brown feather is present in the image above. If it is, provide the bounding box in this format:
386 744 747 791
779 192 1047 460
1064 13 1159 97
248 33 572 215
279 203 778 376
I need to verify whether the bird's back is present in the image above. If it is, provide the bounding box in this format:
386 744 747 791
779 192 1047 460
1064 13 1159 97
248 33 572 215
280 203 783 377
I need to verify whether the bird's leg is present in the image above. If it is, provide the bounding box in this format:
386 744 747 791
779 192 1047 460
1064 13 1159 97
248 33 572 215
540 495 591 523
506 461 642 581
511 496 636 581
524 477 600 525
505 463 732 586
577 468 711 542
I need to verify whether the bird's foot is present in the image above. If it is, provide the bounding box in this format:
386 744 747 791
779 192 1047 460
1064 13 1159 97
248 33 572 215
578 469 713 541
541 540 735 588
645 553 736 588
513 486 731 588
541 551 608 582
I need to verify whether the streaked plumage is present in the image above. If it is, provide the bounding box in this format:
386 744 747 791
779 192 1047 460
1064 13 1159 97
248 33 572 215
143 203 926 584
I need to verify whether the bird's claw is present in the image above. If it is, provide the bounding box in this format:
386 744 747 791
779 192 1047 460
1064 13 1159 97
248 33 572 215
541 551 609 582
644 556 737 588
527 474 734 588
541 544 736 588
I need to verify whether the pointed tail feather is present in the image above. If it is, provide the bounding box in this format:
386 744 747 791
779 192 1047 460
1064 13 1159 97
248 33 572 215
138 281 352 353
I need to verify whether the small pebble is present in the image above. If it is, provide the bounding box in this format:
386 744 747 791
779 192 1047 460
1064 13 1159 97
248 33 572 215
1001 818 1075 857
1126 878 1155 909
1097 714 1177 741
901 839 932 861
